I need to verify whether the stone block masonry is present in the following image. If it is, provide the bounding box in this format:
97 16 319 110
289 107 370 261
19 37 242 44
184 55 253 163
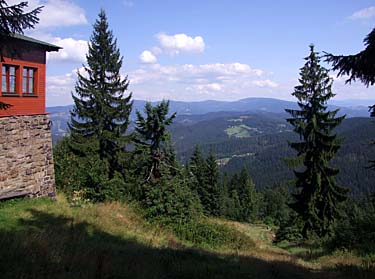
0 114 56 200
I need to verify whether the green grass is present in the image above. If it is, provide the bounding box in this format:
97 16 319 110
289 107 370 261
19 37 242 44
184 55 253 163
225 124 257 138
0 195 372 279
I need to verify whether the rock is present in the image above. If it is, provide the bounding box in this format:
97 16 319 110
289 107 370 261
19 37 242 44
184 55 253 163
0 114 56 199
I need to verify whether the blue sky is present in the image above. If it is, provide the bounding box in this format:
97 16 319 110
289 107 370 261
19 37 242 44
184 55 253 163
8 0 375 106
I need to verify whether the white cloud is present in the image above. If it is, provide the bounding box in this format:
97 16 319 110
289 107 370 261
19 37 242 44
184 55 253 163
46 67 90 106
155 33 205 54
48 37 88 63
46 70 75 104
6 0 88 28
130 62 264 85
252 79 278 88
127 62 280 101
349 6 375 20
139 50 157 64
139 32 205 63
330 73 374 101
27 31 88 63
196 83 222 94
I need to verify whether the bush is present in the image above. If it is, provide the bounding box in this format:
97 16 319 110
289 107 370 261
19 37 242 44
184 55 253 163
327 196 375 255
259 185 292 226
275 213 304 242
172 220 255 250
54 137 128 202
142 175 202 225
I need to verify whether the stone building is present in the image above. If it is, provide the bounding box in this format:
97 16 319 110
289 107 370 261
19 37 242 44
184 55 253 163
0 34 61 200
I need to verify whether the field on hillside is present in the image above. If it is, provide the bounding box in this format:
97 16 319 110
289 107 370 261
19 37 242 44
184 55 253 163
0 195 373 279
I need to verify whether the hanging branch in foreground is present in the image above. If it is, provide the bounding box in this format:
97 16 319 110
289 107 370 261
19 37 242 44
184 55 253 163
325 27 375 168
325 27 375 117
0 0 43 60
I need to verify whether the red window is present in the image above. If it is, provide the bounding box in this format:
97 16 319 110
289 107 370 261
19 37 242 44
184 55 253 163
23 67 36 94
2 65 17 94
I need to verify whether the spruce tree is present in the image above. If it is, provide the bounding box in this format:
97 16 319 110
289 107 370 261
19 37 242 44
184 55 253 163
203 152 221 216
69 10 132 179
237 168 258 222
134 100 176 183
286 45 348 238
189 145 206 196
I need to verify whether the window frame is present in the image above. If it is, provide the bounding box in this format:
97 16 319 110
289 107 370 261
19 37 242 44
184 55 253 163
22 67 37 96
2 64 19 95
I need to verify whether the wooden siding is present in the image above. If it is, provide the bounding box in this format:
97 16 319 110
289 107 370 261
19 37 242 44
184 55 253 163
0 55 46 116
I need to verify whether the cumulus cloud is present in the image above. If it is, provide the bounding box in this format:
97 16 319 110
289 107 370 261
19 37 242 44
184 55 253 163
139 32 205 63
27 31 88 63
252 80 278 88
130 63 264 85
155 33 205 54
46 67 90 106
48 37 88 63
6 0 87 28
139 50 157 64
195 83 222 94
127 62 281 101
349 6 375 20
46 70 75 105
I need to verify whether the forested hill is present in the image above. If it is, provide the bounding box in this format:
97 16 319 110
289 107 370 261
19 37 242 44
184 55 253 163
47 97 371 140
172 114 375 196
48 98 375 195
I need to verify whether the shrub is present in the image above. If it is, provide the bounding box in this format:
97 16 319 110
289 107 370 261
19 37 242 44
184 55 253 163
54 137 128 202
327 196 375 255
172 220 255 250
142 175 202 225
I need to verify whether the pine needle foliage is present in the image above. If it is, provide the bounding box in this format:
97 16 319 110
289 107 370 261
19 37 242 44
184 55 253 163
286 45 348 238
202 152 221 216
325 27 375 88
325 27 375 169
69 9 133 179
0 0 42 60
134 100 176 183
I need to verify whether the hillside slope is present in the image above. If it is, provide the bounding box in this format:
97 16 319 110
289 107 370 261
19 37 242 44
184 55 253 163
173 116 375 195
0 195 368 279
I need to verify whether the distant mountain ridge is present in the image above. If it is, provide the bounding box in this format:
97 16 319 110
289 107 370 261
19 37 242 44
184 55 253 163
47 97 372 144
47 97 371 118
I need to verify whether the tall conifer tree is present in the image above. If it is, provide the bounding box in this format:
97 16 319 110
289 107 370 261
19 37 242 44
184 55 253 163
237 168 258 222
134 100 176 183
189 145 206 195
203 152 221 216
69 10 132 177
286 45 348 238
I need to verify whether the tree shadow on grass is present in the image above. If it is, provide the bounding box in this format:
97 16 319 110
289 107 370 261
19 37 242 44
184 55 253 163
0 209 370 279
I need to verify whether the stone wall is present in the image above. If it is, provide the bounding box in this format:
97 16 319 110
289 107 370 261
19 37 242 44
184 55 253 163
0 114 56 200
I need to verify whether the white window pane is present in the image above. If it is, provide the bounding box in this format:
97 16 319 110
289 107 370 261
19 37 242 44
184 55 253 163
29 78 33 93
9 66 15 76
23 77 27 92
10 76 15 92
29 69 34 78
2 76 6 91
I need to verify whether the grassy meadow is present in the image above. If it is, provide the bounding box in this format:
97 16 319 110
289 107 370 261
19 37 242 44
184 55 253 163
0 195 373 279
